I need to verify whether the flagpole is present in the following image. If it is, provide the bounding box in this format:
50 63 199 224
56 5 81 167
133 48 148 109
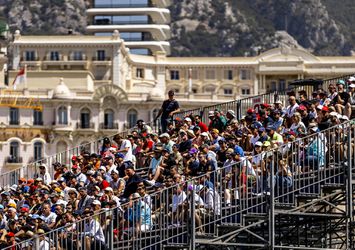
24 64 27 89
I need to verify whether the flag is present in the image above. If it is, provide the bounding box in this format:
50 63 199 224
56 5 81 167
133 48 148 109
12 67 26 90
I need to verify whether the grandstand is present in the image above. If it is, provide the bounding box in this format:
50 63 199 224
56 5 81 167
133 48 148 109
0 74 355 249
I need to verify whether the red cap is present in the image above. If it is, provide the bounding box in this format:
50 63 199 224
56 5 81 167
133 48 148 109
261 103 270 108
247 108 255 114
322 106 329 112
72 165 79 169
6 232 15 237
297 105 307 111
71 156 77 161
21 207 29 213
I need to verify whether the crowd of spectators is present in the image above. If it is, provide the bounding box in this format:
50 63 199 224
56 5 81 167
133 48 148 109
0 78 354 249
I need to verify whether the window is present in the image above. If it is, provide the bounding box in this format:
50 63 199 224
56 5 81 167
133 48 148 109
136 68 144 78
9 108 19 125
80 108 91 129
121 32 143 41
104 109 114 129
205 70 216 80
279 79 286 91
241 88 251 95
33 110 43 126
192 88 197 94
240 69 251 80
97 50 106 61
25 51 36 61
271 82 277 91
58 106 68 125
34 142 43 161
50 51 60 61
9 141 19 162
72 51 83 60
224 89 233 95
170 70 180 80
224 70 233 80
127 109 137 128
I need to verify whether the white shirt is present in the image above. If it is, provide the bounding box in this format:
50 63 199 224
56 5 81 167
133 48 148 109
285 103 299 118
204 189 221 216
82 219 105 243
250 135 260 146
120 139 133 162
41 212 57 225
172 191 187 213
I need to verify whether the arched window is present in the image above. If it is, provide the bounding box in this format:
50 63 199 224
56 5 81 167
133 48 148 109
34 141 43 161
80 108 91 128
127 109 138 128
104 109 114 129
58 106 68 125
9 141 19 162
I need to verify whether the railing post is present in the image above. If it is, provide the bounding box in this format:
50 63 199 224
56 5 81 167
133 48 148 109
109 215 114 249
190 186 196 250
269 155 275 250
346 122 353 249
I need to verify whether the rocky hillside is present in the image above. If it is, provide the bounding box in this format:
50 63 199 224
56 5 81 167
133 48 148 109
0 0 354 57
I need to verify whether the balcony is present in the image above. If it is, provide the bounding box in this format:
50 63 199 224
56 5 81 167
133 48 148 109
92 57 112 66
52 122 73 132
76 122 95 130
99 123 119 130
6 156 23 164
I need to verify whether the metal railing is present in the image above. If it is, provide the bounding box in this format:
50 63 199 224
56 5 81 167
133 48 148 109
6 118 354 249
1 74 352 185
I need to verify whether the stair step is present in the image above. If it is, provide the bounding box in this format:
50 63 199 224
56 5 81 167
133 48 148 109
296 193 319 199
275 203 296 209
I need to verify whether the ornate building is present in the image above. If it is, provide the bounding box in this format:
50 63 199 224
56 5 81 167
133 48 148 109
1 30 355 172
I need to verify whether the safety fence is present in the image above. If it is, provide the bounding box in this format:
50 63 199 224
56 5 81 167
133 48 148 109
2 73 352 188
6 118 354 250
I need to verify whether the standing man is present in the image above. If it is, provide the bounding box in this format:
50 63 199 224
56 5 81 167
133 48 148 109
154 90 180 133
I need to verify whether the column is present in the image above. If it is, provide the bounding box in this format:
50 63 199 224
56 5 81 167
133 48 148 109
254 74 259 95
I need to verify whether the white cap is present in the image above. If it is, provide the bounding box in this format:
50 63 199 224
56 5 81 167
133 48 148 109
105 187 113 192
329 112 338 117
208 111 214 116
184 117 192 122
341 115 349 121
310 127 318 132
274 100 282 104
92 200 101 206
201 132 209 137
159 133 170 139
316 105 323 110
348 76 355 82
349 84 355 88
109 147 117 153
99 166 106 172
255 141 263 147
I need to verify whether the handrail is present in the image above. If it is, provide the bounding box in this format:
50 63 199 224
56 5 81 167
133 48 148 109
7 118 354 249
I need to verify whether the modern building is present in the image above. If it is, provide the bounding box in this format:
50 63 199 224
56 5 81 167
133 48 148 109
86 0 171 55
2 31 355 172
